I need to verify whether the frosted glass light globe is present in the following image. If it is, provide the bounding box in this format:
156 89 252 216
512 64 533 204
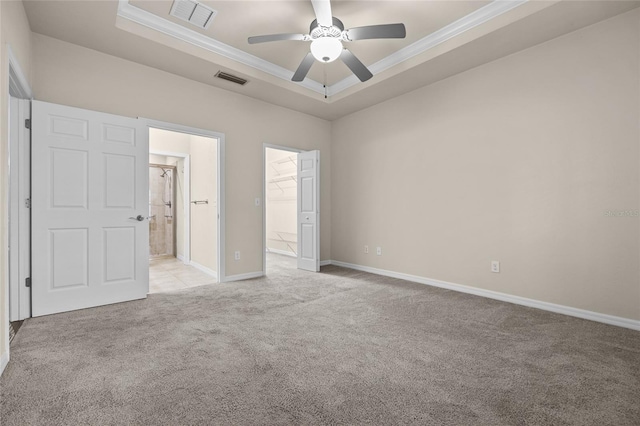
310 37 343 63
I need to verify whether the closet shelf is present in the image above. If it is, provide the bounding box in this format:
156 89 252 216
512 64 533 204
268 176 297 184
269 230 298 254
272 155 297 165
267 196 296 202
268 237 297 244
271 167 297 177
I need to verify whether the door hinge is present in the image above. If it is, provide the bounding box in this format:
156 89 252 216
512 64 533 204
25 198 31 208
24 119 31 129
25 277 31 288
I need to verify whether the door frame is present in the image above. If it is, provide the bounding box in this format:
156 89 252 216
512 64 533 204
262 143 303 275
149 149 191 263
144 119 225 283
3 46 33 373
8 98 30 321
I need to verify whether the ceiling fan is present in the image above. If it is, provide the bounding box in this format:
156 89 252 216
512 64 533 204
248 0 406 83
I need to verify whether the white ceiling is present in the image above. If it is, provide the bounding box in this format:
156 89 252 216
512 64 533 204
23 0 640 120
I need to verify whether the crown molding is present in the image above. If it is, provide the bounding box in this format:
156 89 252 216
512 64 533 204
117 0 527 98
328 0 527 96
116 0 326 95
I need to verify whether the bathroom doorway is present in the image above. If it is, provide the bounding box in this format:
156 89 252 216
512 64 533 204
147 123 224 292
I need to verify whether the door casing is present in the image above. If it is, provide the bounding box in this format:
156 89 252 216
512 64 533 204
8 97 31 321
144 119 225 283
3 46 34 375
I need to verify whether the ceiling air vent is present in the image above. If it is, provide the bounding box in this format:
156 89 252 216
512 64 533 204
215 71 248 86
170 0 216 30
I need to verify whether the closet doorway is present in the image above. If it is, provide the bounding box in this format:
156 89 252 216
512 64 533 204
263 145 303 273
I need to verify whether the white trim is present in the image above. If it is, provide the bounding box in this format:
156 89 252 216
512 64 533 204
329 0 527 95
117 0 526 98
330 260 640 331
224 271 263 282
4 45 33 378
7 46 32 99
0 351 8 377
116 0 325 94
8 98 31 322
149 148 190 263
266 248 297 258
188 260 218 280
263 144 304 276
177 254 185 262
319 260 331 267
143 118 225 283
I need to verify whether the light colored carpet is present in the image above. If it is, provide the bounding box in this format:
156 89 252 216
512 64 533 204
2 255 639 425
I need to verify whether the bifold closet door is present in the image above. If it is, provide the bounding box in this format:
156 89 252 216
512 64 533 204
297 150 320 272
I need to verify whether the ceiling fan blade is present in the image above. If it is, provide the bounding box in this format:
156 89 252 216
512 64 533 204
345 23 406 41
292 53 315 82
340 49 373 82
248 34 307 44
311 0 333 27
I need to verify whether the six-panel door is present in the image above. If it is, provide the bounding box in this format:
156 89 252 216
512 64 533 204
297 150 320 272
31 101 149 317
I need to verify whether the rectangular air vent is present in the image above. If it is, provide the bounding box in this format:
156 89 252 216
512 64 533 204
170 0 216 30
215 71 248 86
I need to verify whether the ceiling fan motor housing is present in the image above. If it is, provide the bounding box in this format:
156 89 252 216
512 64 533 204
309 17 344 39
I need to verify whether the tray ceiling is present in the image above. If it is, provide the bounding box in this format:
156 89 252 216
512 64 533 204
23 0 640 120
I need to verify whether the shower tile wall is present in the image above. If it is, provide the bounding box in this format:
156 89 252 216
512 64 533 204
149 166 174 257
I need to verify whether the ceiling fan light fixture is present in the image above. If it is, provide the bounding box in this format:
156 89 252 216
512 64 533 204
310 37 343 63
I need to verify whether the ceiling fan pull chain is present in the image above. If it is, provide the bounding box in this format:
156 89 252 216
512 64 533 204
323 68 328 99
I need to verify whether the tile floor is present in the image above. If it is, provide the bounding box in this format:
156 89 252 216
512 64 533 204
149 253 296 294
149 256 217 293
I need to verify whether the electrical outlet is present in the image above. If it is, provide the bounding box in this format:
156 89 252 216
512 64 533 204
491 261 500 273
364 245 369 254
235 251 241 261
376 247 382 256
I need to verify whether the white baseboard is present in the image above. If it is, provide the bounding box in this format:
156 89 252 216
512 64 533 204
266 248 297 258
224 271 263 282
320 260 332 267
177 254 184 262
330 260 640 331
1 350 9 377
188 260 218 280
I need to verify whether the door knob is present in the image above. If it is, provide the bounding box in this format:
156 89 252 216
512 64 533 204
129 215 144 221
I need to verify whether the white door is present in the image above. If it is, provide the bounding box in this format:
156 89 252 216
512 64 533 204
8 97 31 321
31 101 149 317
297 150 320 272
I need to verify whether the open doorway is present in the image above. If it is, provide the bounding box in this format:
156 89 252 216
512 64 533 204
148 126 222 292
148 162 176 257
263 145 303 274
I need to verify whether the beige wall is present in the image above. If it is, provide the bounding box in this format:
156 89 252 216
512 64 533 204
265 147 298 256
32 34 332 278
331 9 640 320
190 135 217 272
149 154 167 164
1 0 32 362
